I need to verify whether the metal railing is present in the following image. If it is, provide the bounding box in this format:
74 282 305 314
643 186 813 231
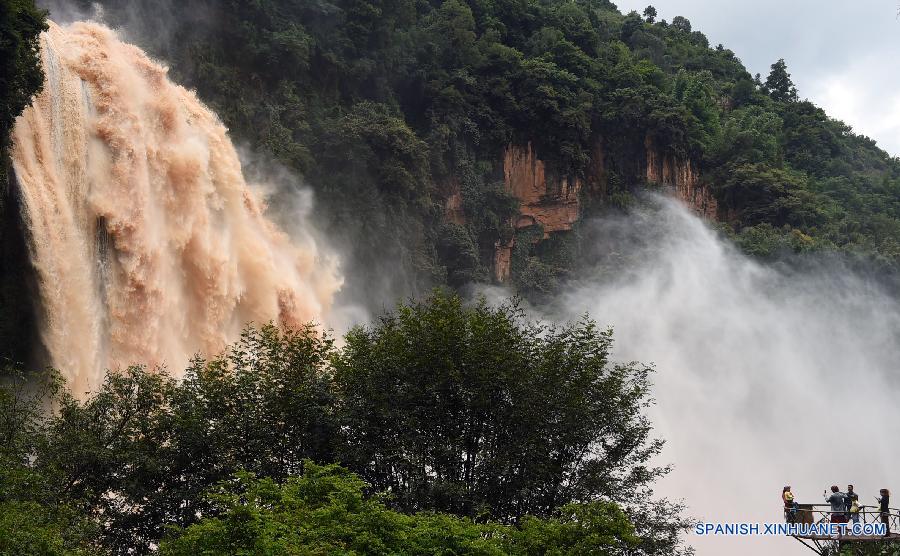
783 503 900 556
784 503 900 536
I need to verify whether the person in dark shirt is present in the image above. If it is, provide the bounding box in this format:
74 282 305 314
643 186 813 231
825 485 848 524
878 489 891 536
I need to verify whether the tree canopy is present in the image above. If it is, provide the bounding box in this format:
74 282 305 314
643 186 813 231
0 0 46 149
0 0 47 366
763 58 798 103
160 463 643 556
0 291 691 555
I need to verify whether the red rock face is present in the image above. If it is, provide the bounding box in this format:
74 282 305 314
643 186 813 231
492 143 590 281
460 138 720 283
493 237 513 283
645 136 718 219
502 143 582 236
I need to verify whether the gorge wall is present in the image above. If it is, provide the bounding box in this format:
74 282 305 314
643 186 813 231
644 136 718 220
492 143 589 281
0 166 44 367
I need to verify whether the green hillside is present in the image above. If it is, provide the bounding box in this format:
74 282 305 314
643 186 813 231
4 0 900 332
71 0 900 298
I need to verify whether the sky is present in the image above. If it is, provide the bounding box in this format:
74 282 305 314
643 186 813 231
614 0 900 156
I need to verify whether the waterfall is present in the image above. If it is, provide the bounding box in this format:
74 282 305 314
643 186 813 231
10 21 340 394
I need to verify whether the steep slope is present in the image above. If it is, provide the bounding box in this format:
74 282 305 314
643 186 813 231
59 0 896 299
3 0 898 325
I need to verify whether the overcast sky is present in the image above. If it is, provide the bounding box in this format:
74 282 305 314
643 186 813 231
614 0 900 156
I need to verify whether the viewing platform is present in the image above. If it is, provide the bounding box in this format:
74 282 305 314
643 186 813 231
786 504 900 555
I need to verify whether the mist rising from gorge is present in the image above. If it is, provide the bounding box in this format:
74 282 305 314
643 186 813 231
550 195 900 555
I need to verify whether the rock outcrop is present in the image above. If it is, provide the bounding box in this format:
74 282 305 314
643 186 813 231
493 143 593 281
502 142 583 236
645 136 718 219
440 177 465 225
440 138 720 283
493 238 513 283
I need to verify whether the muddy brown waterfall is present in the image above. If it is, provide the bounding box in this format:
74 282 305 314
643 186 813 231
10 21 341 394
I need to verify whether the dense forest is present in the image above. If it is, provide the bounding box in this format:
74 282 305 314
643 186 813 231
3 0 900 554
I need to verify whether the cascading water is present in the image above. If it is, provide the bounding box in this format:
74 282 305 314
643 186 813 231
10 21 341 394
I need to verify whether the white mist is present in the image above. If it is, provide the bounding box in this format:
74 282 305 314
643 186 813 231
556 196 900 555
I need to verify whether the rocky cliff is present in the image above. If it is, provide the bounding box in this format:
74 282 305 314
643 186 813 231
493 143 599 281
492 139 720 281
644 136 718 220
502 143 584 235
441 178 465 226
442 139 721 282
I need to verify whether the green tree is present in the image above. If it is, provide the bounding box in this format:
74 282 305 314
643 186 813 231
716 162 808 226
160 463 503 556
671 15 691 32
764 58 798 102
0 368 98 555
731 78 756 107
160 463 643 556
0 0 46 148
672 69 721 154
0 0 47 364
35 325 337 554
709 106 783 166
429 0 480 68
0 500 99 556
333 290 668 524
436 222 483 286
642 6 657 23
621 11 644 42
513 501 642 555
5 296 688 555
